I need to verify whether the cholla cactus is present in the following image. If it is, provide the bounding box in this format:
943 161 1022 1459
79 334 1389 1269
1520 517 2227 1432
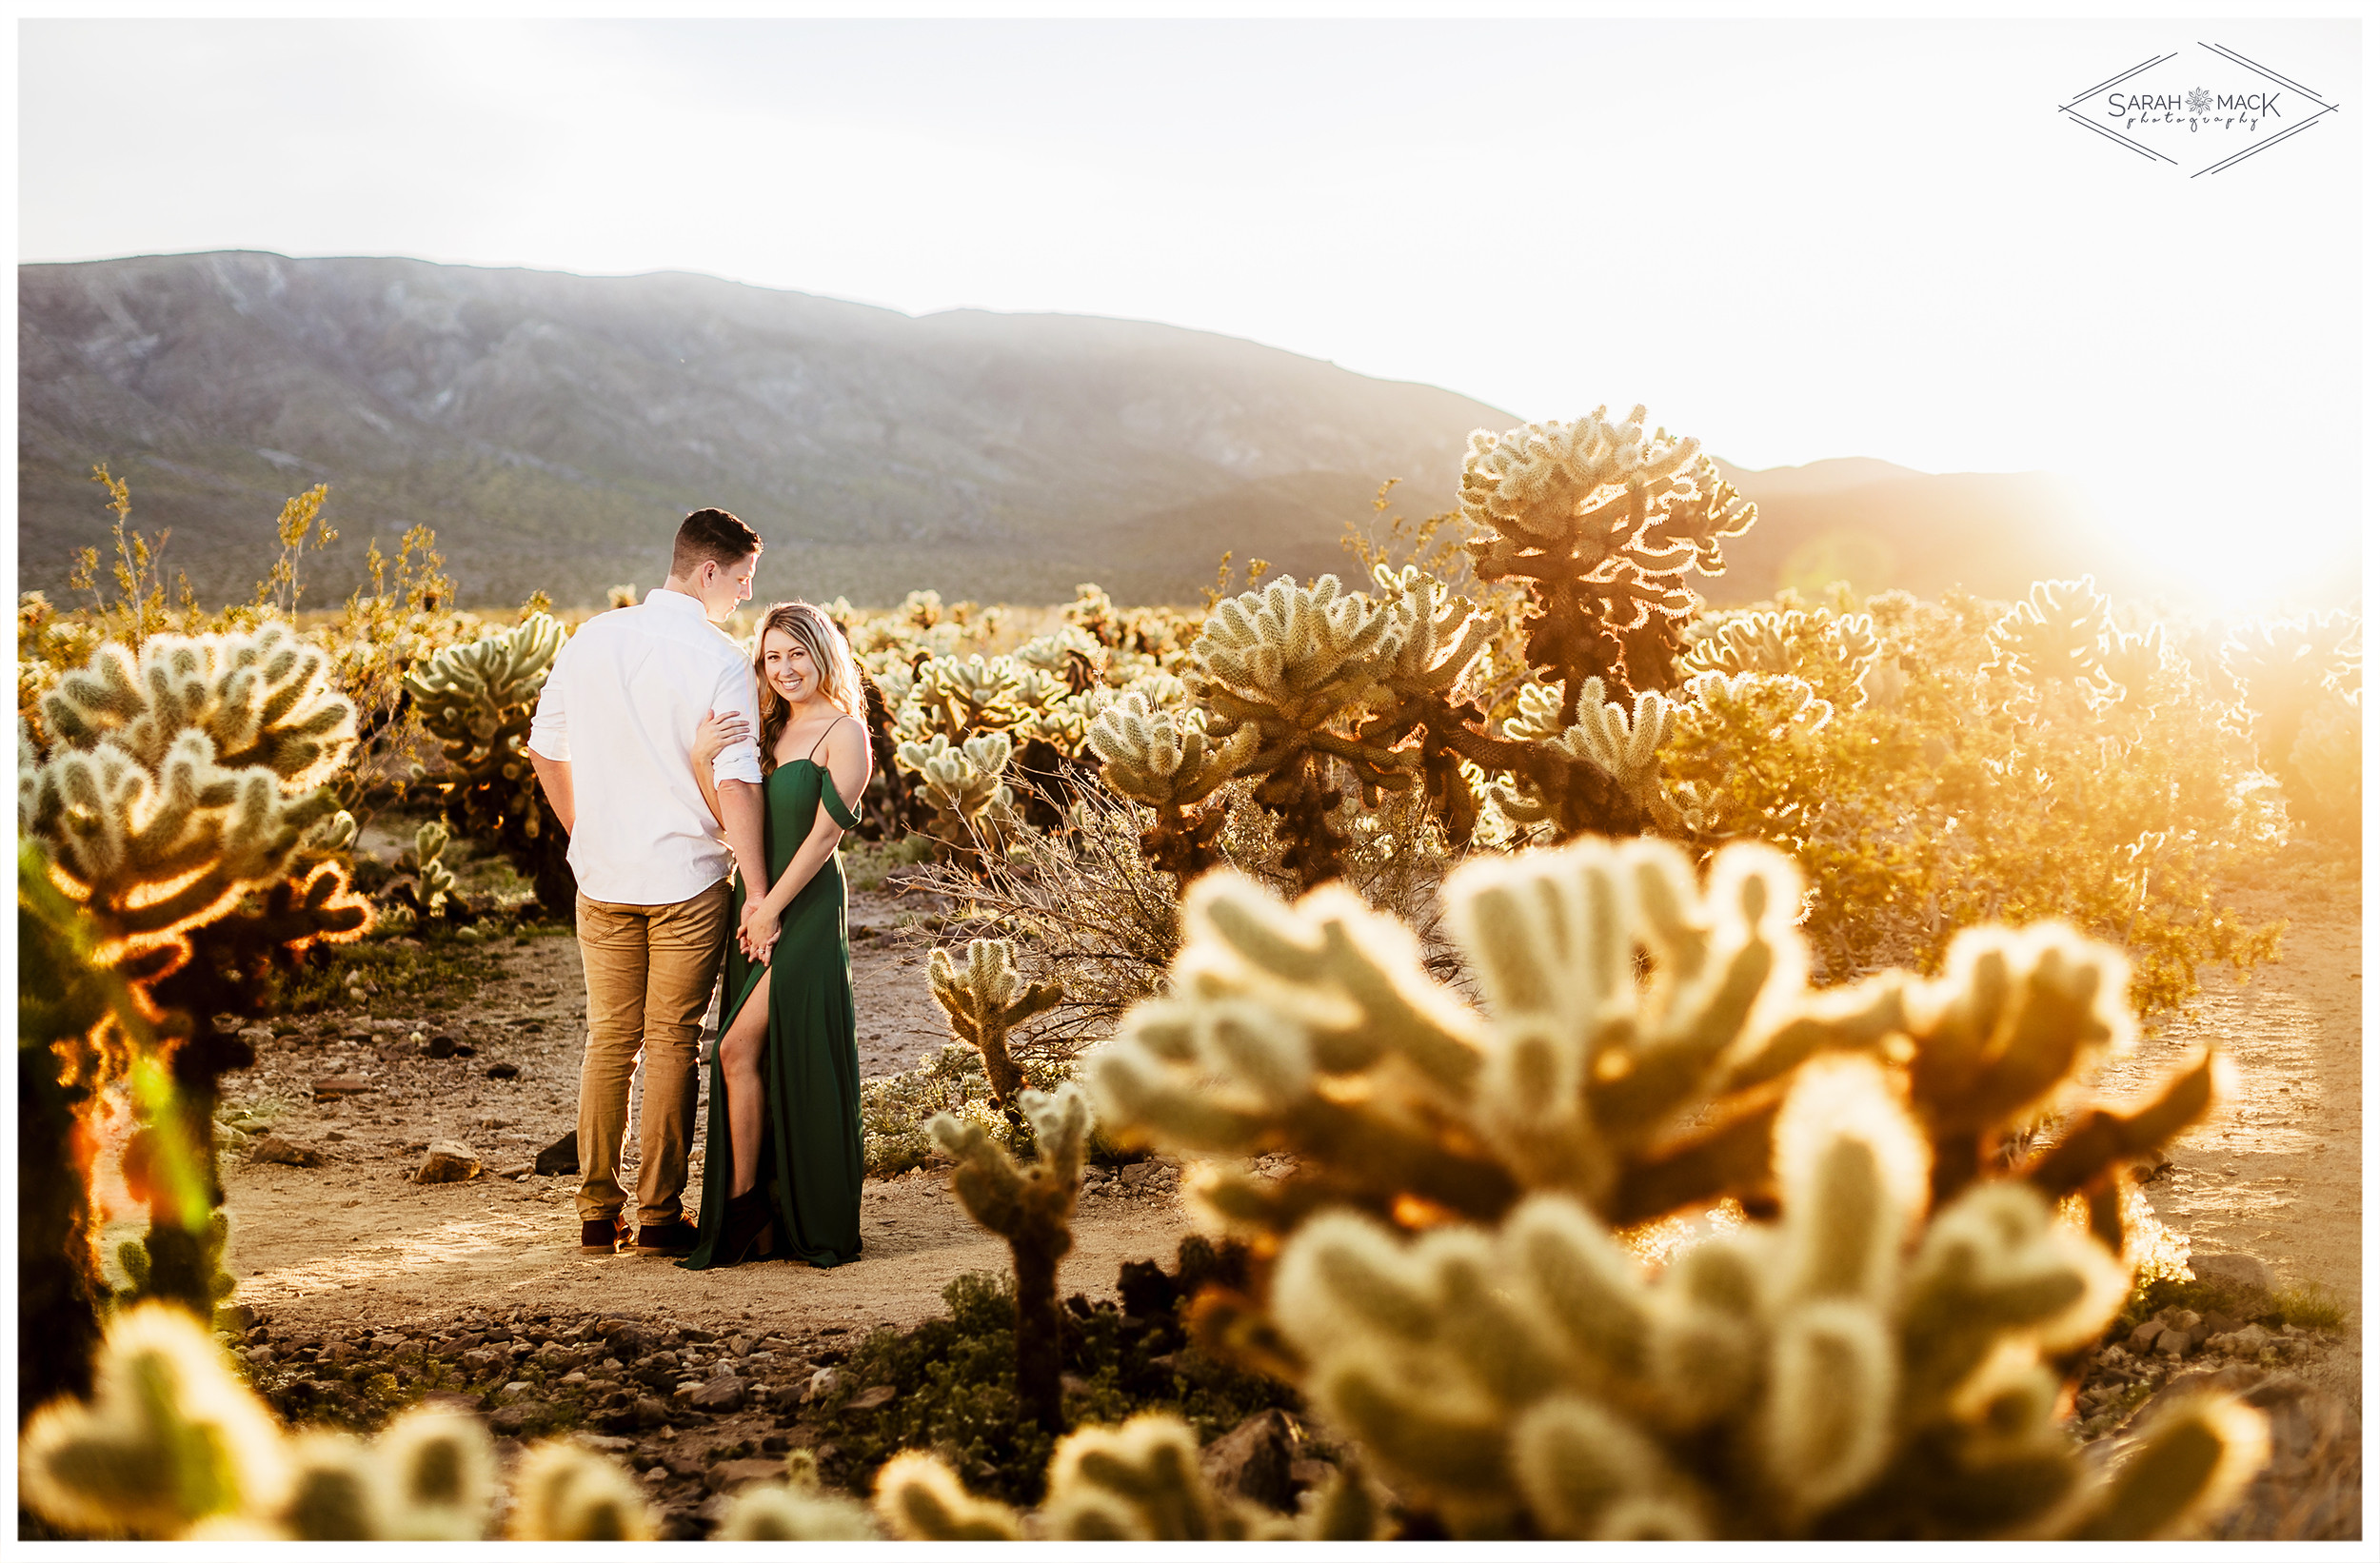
19 1302 289 1537
2096 622 2170 710
2286 685 2360 845
896 731 1017 849
402 612 568 906
24 625 370 980
928 1085 1092 1432
900 653 1032 744
1491 677 1681 828
1681 610 1880 710
1461 407 1755 714
1016 623 1108 693
1264 1057 2266 1538
2223 610 2360 822
718 1480 881 1540
506 1443 657 1540
1091 836 2214 1252
392 819 456 919
875 1451 1027 1539
1188 573 1411 885
1084 838 2261 1536
1086 692 1261 885
928 938 1061 1106
1991 578 2110 684
878 1416 1385 1540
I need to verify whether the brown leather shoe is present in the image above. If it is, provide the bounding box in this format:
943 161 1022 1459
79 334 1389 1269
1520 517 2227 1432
635 1219 698 1256
581 1217 625 1253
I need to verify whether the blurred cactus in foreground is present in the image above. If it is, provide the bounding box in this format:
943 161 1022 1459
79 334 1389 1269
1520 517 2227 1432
402 611 571 909
19 1304 650 1540
1264 1057 2265 1538
1079 833 2254 1534
874 1415 1385 1540
929 1085 1091 1432
928 937 1061 1107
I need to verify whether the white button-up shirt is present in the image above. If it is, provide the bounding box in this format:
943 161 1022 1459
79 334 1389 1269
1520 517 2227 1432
526 589 764 906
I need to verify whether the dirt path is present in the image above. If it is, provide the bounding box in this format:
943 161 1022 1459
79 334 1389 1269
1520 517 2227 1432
119 885 1195 1338
2098 876 2363 1316
124 874 2359 1344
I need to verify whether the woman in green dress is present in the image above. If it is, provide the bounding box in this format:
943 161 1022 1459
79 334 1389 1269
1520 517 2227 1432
679 601 874 1269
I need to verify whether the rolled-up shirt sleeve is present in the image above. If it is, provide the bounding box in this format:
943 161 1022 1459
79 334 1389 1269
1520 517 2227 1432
526 650 571 762
710 659 764 784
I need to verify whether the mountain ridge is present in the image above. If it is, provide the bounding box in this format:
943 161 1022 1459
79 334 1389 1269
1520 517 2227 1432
18 250 2210 612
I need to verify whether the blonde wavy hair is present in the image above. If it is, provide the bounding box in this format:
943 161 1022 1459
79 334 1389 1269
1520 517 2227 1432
752 601 867 773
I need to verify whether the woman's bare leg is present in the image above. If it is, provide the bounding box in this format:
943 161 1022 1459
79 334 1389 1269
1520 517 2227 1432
719 967 771 1197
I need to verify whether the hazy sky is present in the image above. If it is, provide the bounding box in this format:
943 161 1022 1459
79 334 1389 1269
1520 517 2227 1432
17 15 2364 607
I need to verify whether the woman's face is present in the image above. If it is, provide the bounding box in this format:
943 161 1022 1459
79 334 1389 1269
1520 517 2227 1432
762 625 818 705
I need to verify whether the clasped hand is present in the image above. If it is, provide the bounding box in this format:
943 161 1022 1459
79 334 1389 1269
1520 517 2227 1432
739 903 781 963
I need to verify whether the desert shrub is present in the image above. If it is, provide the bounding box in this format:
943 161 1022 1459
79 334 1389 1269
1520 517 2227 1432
818 1256 1300 1515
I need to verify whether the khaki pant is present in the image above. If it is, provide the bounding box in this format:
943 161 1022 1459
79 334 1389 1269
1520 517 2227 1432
574 881 731 1226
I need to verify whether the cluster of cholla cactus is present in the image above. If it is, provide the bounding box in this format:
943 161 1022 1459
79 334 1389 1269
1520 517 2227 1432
401 611 571 909
928 937 1061 1107
873 1415 1384 1539
22 623 367 981
1680 607 1887 709
1988 577 2178 719
19 1304 655 1539
2220 609 2360 839
926 1086 1092 1432
1080 834 2257 1536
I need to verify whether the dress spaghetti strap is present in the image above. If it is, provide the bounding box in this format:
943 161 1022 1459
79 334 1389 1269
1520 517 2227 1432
806 714 861 764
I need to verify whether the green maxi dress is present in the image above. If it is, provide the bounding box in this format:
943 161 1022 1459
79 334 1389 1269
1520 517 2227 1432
679 757 864 1269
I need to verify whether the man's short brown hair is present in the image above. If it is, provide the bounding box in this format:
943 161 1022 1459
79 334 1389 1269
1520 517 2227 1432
672 508 763 577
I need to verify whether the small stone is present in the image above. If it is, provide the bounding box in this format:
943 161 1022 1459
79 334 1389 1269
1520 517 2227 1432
2192 1252 2277 1298
313 1076 375 1100
559 1371 589 1386
424 1035 459 1058
415 1139 482 1183
244 1345 277 1368
2154 1329 2192 1357
489 1403 538 1436
704 1457 784 1494
689 1375 746 1413
1121 1162 1157 1186
486 1062 522 1081
728 1335 753 1357
844 1384 897 1414
250 1137 327 1168
803 1367 840 1403
535 1130 580 1177
460 1349 501 1374
631 1395 671 1428
1200 1409 1298 1513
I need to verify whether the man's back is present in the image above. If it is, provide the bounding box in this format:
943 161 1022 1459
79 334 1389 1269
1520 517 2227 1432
527 590 763 904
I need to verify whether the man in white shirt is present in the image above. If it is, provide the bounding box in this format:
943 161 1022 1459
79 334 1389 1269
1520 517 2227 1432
526 508 770 1256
